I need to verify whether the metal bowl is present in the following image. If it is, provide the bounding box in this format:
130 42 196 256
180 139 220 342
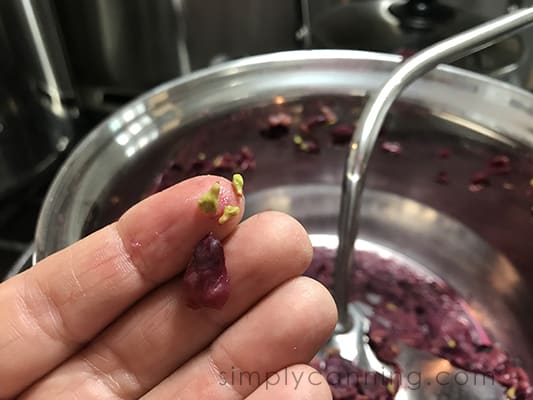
35 50 533 379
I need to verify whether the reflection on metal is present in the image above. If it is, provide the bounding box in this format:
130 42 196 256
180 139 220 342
17 0 75 116
160 118 181 134
147 91 170 109
395 346 505 399
324 302 395 378
123 127 160 158
436 111 516 146
171 0 191 75
149 102 179 118
379 0 400 27
298 0 312 48
489 255 520 296
273 95 286 105
122 109 137 124
55 136 69 152
110 103 149 135
112 107 156 159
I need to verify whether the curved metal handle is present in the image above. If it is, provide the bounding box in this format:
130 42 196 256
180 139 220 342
334 7 533 332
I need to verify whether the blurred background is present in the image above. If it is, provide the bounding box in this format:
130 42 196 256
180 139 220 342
1 0 532 277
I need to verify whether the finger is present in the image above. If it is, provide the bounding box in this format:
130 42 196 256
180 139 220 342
0 175 244 398
142 277 337 400
21 212 314 400
246 365 332 400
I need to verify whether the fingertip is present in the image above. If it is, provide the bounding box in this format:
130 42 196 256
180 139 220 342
241 211 313 274
190 175 246 226
116 175 245 282
290 276 338 341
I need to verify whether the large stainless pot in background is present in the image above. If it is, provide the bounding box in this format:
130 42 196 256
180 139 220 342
34 51 533 381
25 0 533 114
52 0 304 111
308 0 533 85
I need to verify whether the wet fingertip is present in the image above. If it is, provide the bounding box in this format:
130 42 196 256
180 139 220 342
194 176 245 224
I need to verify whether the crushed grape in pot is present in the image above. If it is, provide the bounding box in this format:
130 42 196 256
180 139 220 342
183 233 230 310
305 247 533 400
380 141 403 155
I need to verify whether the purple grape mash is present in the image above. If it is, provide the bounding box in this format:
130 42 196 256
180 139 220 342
305 247 533 400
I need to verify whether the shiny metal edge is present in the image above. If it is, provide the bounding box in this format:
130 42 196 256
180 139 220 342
34 49 533 261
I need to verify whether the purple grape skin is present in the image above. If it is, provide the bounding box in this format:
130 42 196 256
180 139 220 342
300 114 328 134
488 155 512 175
469 172 490 192
435 171 450 185
438 148 451 159
330 124 354 145
380 141 403 155
183 233 230 310
471 172 490 186
261 112 293 139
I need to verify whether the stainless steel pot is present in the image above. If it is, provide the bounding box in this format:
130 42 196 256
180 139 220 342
35 51 533 383
51 0 303 111
308 0 531 85
0 0 77 199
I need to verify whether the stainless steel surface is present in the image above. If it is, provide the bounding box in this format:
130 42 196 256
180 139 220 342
52 0 302 111
298 0 313 48
0 0 75 108
53 0 182 105
0 0 77 199
310 0 530 85
320 300 394 378
183 0 302 69
171 0 191 75
0 82 74 199
33 50 533 398
334 8 533 331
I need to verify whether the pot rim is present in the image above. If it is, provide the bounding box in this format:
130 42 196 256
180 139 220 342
34 49 533 262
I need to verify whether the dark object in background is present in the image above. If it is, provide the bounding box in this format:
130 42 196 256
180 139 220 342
0 1 77 201
52 0 303 113
311 0 528 86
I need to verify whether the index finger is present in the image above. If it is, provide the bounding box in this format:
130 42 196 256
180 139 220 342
0 175 244 399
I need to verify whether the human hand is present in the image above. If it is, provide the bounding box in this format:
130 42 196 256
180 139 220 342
0 176 337 399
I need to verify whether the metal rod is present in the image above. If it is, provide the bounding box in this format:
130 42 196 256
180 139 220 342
299 0 312 49
171 0 191 75
334 7 533 332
